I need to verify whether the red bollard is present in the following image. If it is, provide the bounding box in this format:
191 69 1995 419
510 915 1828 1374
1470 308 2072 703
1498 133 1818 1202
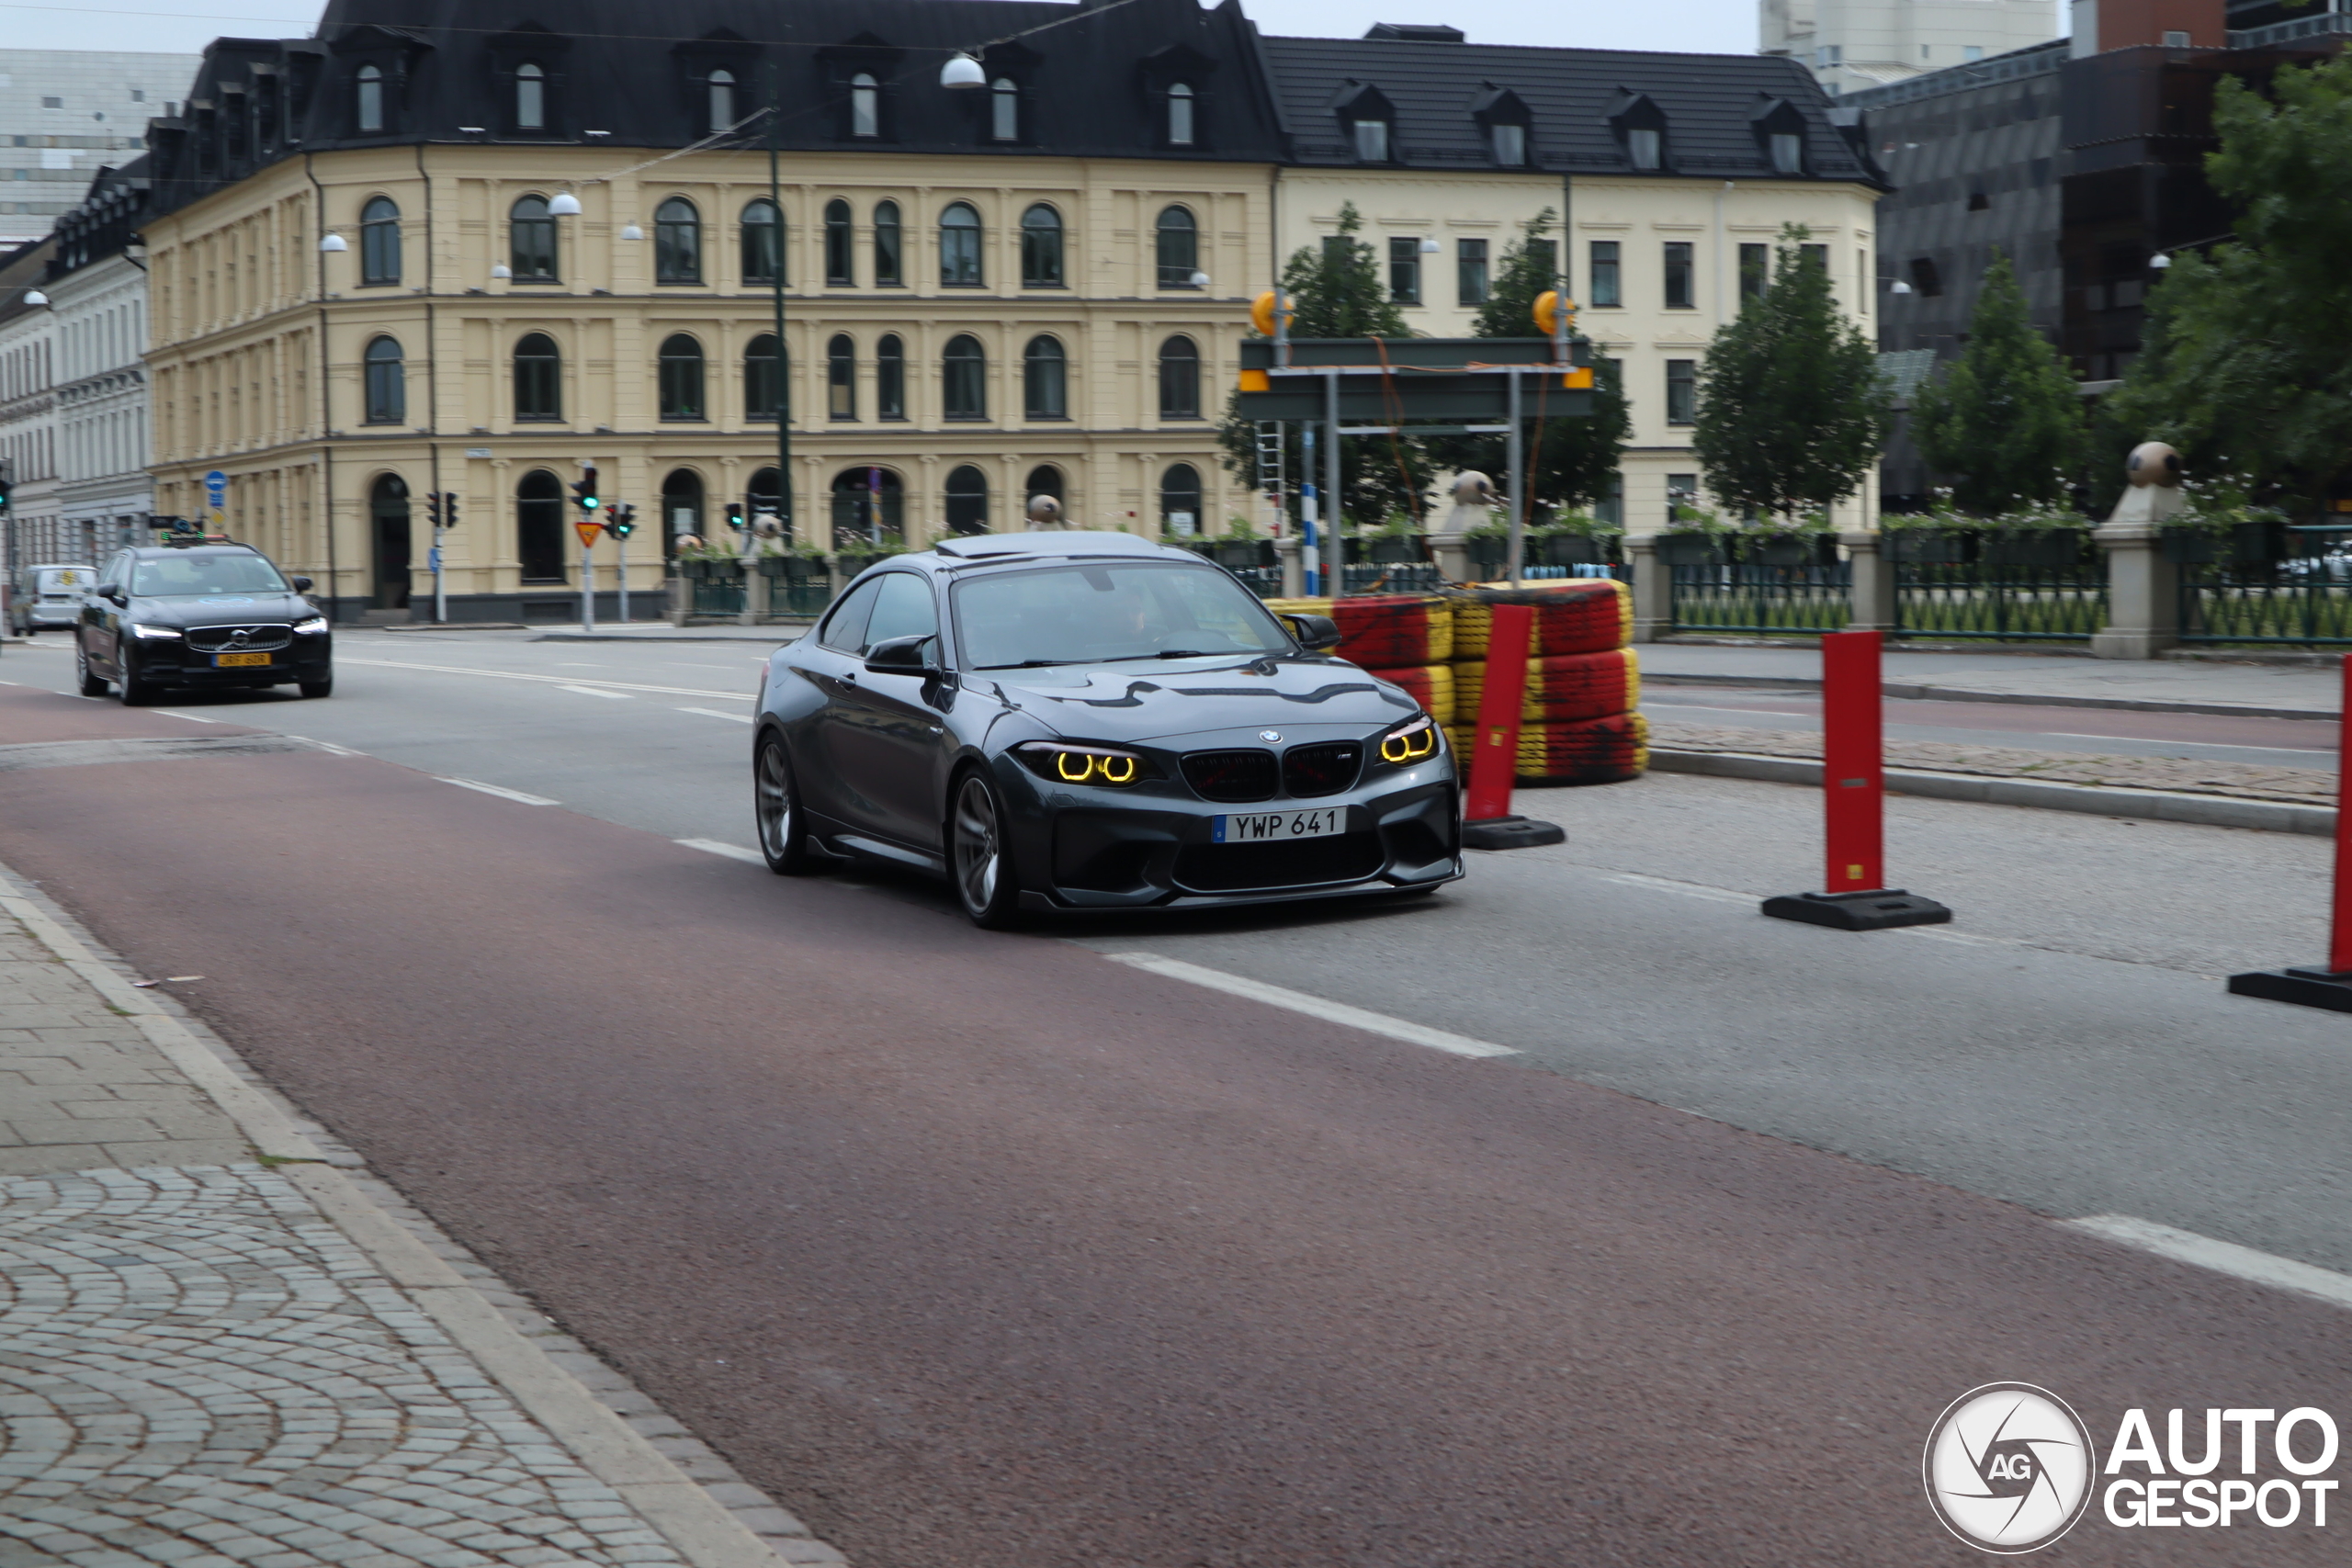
2227 654 2352 1010
1761 629 1951 931
1460 603 1566 851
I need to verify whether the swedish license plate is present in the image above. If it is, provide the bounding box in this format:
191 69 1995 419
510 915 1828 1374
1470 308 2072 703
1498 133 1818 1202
1213 807 1344 843
214 651 272 668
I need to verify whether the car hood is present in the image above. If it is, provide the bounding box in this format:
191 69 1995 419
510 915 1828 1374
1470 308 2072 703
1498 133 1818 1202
125 593 315 627
982 654 1420 743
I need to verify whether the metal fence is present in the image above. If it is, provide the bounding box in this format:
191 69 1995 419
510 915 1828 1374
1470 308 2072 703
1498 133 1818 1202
1339 561 1448 596
2179 561 2352 646
1668 562 1851 636
689 571 745 616
1894 561 2105 641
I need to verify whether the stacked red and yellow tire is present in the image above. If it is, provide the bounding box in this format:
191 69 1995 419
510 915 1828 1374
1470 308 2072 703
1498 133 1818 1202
1266 594 1457 726
1442 581 1646 785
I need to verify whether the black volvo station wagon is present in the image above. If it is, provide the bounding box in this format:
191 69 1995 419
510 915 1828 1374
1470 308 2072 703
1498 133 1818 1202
752 531 1461 926
75 543 332 705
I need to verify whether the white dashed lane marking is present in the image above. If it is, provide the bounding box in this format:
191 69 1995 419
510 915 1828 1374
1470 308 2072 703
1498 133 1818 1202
1102 952 1517 1060
2065 1214 2352 1314
434 777 559 806
677 707 753 724
675 839 765 864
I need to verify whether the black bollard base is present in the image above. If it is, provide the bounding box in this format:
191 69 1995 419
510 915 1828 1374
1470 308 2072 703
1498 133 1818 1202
1462 815 1566 852
1761 887 1953 931
2226 966 2352 1013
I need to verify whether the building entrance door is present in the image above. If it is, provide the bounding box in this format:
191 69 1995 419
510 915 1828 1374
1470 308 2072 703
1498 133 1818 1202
370 474 411 610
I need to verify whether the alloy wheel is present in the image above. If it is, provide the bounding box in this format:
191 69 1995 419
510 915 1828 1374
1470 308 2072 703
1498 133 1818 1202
755 739 813 874
953 774 1001 917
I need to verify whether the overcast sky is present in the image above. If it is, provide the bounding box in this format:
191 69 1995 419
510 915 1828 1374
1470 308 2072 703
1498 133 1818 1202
0 0 1771 58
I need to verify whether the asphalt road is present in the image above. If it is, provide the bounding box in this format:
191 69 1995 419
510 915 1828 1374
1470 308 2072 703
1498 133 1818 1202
5 632 2351 1564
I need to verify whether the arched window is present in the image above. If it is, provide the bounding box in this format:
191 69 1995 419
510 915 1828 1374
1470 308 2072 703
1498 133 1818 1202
828 333 856 420
1020 203 1062 288
831 468 904 543
743 333 783 421
1023 335 1066 420
514 333 560 422
708 68 735 134
359 196 400 286
1156 206 1198 288
1168 82 1194 146
510 195 558 281
990 78 1018 141
944 464 989 535
517 468 565 581
741 198 780 285
1159 463 1203 536
658 333 705 421
747 466 787 527
661 468 704 556
363 335 404 424
942 334 986 420
369 473 411 611
515 62 545 130
874 199 902 286
876 333 905 419
939 202 982 288
1024 464 1064 503
654 197 701 285
1158 334 1200 418
356 64 384 133
850 72 878 139
824 197 853 286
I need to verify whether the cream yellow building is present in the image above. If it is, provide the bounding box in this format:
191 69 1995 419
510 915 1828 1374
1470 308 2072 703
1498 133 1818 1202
1256 27 1889 534
140 0 1283 621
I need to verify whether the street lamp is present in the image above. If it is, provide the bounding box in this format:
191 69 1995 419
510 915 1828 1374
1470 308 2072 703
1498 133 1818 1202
1 285 49 306
2150 253 2173 270
318 232 347 253
548 190 582 216
941 52 986 88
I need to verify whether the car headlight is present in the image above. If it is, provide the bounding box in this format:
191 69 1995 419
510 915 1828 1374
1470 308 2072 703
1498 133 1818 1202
1013 741 1152 787
129 623 183 639
293 615 329 635
1375 713 1440 766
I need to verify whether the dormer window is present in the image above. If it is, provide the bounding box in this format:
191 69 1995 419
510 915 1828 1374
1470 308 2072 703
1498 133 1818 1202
1770 131 1802 174
1337 82 1396 164
709 68 735 133
1492 122 1525 166
850 73 878 138
990 77 1017 141
1751 97 1807 176
1628 128 1660 169
516 63 544 130
1354 117 1389 162
1473 85 1531 168
1168 83 1194 146
356 63 383 133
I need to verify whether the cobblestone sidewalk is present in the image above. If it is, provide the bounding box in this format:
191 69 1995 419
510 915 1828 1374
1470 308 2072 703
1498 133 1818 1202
1647 718 2340 807
0 873 847 1568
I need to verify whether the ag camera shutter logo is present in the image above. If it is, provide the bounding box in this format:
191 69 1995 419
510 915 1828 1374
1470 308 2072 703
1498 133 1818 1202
1923 1383 2095 1553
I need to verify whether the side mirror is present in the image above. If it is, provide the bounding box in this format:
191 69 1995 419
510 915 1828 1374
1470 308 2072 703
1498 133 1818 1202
291 575 314 592
103 586 128 605
864 633 937 674
1279 613 1341 652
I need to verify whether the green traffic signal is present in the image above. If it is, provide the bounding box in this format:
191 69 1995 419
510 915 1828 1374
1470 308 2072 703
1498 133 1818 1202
605 503 637 539
570 467 600 513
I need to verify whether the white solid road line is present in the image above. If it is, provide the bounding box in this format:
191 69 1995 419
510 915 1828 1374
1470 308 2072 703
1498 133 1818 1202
559 684 634 700
1103 951 1517 1059
338 655 751 702
678 706 753 724
1606 872 1756 908
155 710 224 724
2064 1214 2352 1314
435 776 560 806
279 734 364 758
675 838 765 864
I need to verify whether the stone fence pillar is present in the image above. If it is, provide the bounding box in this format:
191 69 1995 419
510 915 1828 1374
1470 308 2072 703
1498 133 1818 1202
1842 531 1896 632
2090 525 2178 659
1428 530 1472 585
1274 536 1305 599
1626 536 1670 643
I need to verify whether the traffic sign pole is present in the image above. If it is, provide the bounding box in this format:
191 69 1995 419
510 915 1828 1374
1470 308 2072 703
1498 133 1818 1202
2226 654 2352 1010
1458 603 1566 851
575 522 600 632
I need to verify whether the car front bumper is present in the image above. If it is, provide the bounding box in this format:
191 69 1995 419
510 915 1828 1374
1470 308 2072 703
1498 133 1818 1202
125 640 331 687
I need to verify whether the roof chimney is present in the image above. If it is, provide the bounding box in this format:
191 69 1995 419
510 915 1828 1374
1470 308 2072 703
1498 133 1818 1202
1363 23 1466 41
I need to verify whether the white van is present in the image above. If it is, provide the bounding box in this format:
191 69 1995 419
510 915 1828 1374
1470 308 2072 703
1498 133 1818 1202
9 563 98 636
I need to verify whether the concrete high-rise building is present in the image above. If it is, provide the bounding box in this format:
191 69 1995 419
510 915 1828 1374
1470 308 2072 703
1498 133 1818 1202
1760 0 2062 94
0 50 200 248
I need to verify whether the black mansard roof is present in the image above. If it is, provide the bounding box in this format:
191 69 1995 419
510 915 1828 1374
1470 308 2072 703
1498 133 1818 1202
50 157 153 279
1253 31 1886 186
144 0 1285 219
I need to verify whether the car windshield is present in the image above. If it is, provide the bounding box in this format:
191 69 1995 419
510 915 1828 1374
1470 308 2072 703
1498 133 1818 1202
955 560 1292 669
130 554 289 597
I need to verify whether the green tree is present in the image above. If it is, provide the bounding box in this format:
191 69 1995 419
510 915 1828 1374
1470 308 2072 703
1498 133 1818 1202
1215 202 1434 527
2093 54 2352 513
1429 209 1633 515
1691 225 1889 522
1909 253 2084 515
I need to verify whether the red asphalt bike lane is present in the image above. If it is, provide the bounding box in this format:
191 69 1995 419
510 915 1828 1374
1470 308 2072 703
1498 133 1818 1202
2 685 2347 1566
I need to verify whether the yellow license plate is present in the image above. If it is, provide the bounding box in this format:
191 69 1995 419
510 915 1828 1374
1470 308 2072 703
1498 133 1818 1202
214 651 272 668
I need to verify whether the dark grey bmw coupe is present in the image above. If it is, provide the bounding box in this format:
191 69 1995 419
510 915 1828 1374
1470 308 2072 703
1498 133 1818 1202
752 531 1461 926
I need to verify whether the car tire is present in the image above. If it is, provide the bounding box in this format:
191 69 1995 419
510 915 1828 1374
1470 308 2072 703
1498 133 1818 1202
118 659 159 705
949 768 1024 930
75 637 108 697
754 734 816 875
300 674 333 699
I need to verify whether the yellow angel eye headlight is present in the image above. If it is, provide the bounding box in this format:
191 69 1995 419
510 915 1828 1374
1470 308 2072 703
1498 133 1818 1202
1023 743 1148 786
1379 716 1439 765
1056 751 1095 783
1097 753 1137 784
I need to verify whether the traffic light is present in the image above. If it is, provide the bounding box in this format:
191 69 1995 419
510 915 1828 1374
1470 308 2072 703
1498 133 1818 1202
724 502 745 531
605 502 636 539
570 467 600 513
424 492 443 529
441 491 459 529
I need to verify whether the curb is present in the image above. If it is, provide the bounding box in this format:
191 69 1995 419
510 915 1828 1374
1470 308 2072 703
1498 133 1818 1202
1645 671 2339 723
1646 747 2337 837
0 870 849 1568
